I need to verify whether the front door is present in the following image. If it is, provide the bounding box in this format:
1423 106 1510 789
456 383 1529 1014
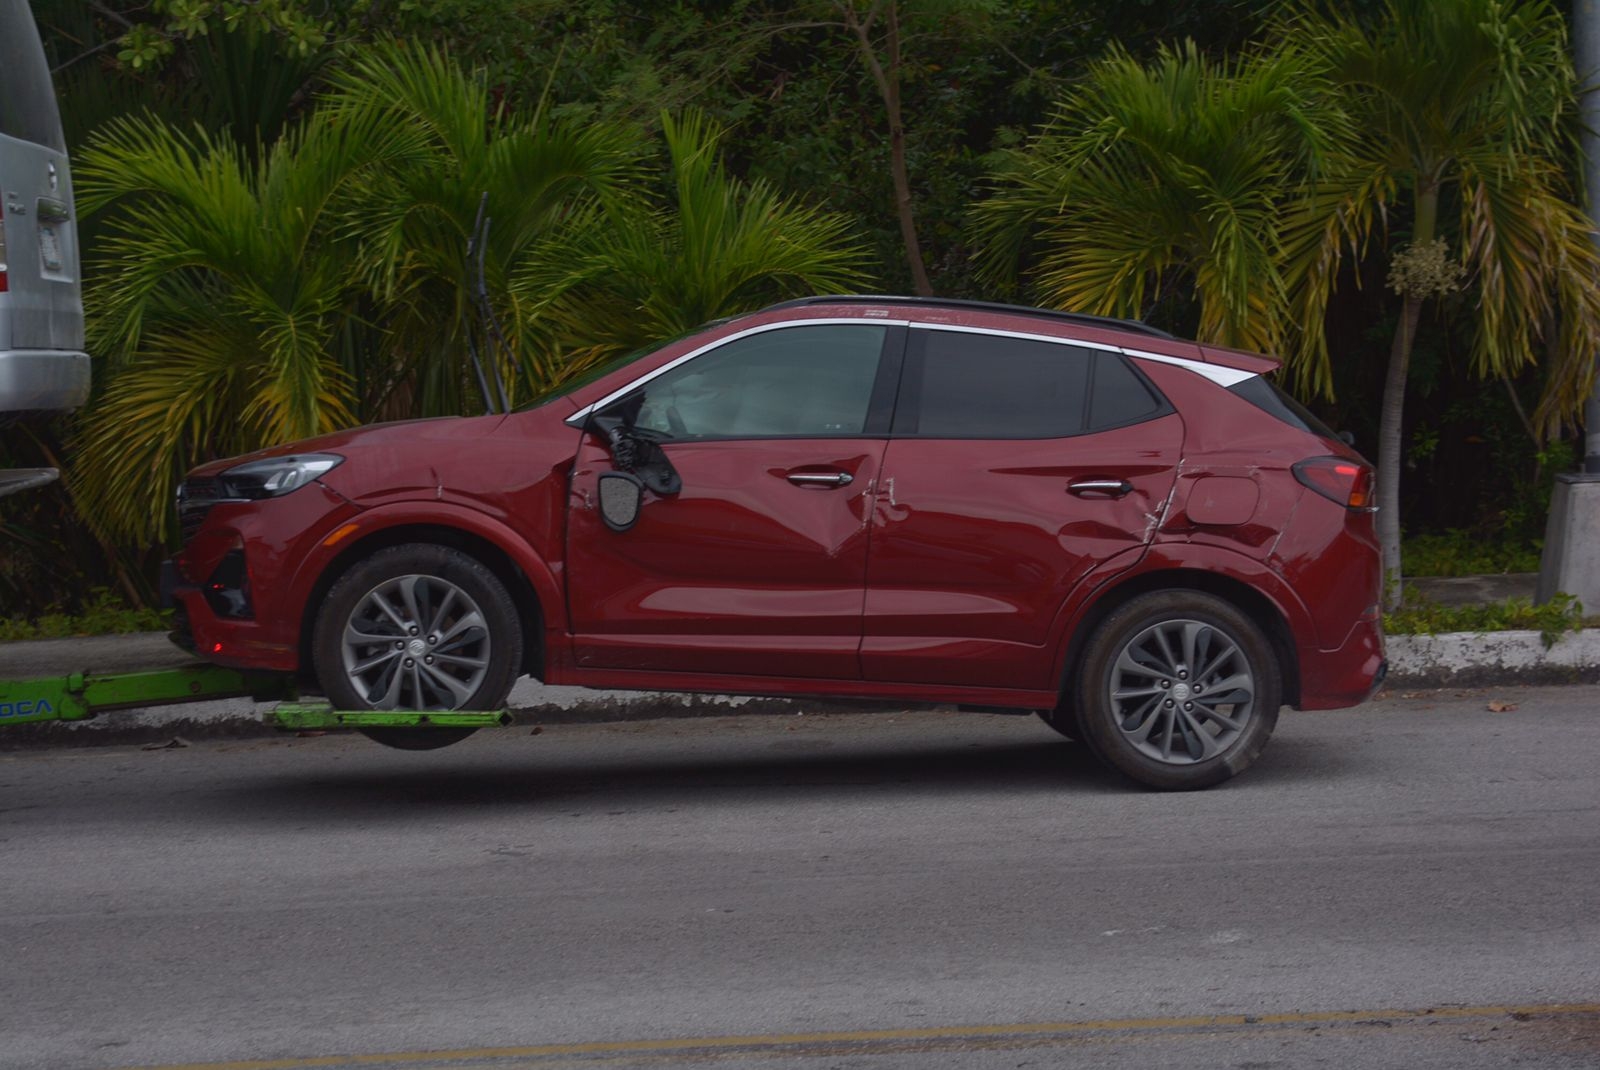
566 322 899 680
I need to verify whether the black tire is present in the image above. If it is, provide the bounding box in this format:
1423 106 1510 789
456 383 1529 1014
312 544 522 751
1036 706 1082 741
1073 590 1280 790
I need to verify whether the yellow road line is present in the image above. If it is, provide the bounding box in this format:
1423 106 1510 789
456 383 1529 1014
131 1002 1600 1070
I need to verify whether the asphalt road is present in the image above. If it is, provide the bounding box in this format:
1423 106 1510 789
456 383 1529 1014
2 686 1598 1070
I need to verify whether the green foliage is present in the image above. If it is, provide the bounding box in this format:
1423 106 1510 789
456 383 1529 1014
517 111 874 370
1402 530 1542 578
970 41 1333 352
1385 592 1583 648
1279 0 1600 429
0 589 172 642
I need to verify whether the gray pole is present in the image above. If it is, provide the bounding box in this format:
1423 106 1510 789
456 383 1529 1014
1581 0 1600 471
1536 3 1600 608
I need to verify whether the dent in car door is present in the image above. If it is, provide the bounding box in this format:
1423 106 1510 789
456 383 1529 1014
861 328 1181 689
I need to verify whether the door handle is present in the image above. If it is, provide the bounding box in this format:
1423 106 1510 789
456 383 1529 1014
1068 479 1133 498
787 471 853 488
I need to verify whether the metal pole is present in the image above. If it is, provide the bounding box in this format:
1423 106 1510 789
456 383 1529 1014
1579 1 1600 471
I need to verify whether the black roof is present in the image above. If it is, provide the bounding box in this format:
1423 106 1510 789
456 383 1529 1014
762 295 1176 341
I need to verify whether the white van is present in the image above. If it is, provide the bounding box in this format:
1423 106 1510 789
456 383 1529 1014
0 0 88 424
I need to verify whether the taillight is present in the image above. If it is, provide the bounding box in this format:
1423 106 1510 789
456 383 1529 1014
0 188 8 293
1293 456 1375 511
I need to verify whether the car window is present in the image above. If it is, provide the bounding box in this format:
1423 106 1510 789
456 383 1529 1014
896 329 1093 438
633 324 887 438
1088 352 1165 429
0 0 67 151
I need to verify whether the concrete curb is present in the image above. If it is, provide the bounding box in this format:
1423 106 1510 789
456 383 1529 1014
2 630 1594 749
1384 628 1600 688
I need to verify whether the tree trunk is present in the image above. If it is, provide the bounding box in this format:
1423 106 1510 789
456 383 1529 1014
843 2 934 296
1377 293 1423 609
1377 184 1438 609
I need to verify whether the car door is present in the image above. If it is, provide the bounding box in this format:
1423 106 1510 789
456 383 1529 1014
861 326 1183 690
565 322 901 680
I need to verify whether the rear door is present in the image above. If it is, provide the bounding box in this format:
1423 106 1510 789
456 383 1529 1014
861 326 1183 690
0 0 84 356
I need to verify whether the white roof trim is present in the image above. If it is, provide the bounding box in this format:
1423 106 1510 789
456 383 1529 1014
565 316 1258 425
565 318 910 425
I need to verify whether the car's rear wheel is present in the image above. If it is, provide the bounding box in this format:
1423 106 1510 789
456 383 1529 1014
312 544 522 750
1074 590 1280 790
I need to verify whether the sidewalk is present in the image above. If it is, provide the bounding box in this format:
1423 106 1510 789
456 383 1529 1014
2 575 1593 747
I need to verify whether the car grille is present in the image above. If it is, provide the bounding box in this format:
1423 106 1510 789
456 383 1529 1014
176 476 220 543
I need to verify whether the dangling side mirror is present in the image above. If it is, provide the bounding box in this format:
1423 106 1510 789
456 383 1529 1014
597 471 645 532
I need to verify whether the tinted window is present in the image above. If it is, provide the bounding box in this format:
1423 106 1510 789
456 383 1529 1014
897 329 1092 438
0 0 66 151
1228 375 1340 442
633 324 886 438
1089 353 1164 429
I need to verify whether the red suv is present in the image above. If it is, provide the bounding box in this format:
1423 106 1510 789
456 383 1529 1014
167 297 1384 789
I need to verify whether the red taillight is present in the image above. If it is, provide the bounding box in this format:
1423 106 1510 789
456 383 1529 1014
1293 456 1375 510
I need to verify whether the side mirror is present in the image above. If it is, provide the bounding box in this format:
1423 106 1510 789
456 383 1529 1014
597 471 645 532
1337 430 1356 447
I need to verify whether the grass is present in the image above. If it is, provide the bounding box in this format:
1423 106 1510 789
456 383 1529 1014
1403 529 1542 577
0 588 171 642
1384 591 1586 647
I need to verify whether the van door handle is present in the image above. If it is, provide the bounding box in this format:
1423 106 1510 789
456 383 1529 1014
1068 479 1133 498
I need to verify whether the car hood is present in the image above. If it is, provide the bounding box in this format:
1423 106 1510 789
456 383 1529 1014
183 414 504 480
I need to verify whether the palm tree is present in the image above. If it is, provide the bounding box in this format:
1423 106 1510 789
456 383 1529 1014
515 111 874 373
969 41 1332 356
1281 0 1600 604
323 43 648 415
70 111 407 542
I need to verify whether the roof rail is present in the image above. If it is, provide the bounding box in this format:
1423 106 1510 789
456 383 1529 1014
761 295 1176 341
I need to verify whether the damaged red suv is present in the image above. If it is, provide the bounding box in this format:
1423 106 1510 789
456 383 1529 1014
167 297 1384 789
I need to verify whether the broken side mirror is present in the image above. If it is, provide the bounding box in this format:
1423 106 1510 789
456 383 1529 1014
597 471 645 532
591 401 682 498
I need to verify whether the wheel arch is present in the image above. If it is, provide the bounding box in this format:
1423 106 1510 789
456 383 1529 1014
1057 568 1302 708
296 523 548 686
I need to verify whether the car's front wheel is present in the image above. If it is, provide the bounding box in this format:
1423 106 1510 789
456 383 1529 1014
312 544 523 750
1074 590 1280 790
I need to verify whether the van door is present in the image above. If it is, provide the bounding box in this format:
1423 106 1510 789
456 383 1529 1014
0 0 88 412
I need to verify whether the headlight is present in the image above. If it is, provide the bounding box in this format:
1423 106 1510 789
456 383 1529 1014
217 453 343 500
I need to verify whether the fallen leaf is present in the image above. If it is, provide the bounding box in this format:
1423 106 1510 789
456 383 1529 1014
528 725 543 735
142 737 189 750
1487 700 1519 712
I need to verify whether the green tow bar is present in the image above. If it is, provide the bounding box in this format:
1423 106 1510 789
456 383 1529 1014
0 666 508 732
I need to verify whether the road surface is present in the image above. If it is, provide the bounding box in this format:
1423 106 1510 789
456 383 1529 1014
2 685 1597 1068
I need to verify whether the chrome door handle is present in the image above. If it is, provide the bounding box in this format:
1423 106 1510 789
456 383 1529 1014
787 471 854 488
1068 479 1133 498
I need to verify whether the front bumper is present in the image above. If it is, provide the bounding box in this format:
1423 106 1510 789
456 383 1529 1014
163 482 360 673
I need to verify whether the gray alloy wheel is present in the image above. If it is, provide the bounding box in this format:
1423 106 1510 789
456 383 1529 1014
1075 591 1280 790
340 574 493 710
313 544 522 751
1107 617 1255 764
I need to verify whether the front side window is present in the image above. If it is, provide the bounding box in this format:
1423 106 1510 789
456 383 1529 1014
632 324 888 439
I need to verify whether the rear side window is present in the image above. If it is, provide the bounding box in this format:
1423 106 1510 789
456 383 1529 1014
0 0 66 151
1228 375 1340 442
897 329 1091 438
1088 352 1164 429
895 328 1168 438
